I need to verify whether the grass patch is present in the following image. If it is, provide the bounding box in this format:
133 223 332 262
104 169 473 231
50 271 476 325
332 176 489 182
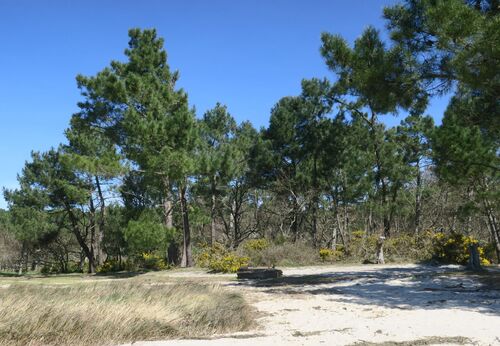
0 280 254 346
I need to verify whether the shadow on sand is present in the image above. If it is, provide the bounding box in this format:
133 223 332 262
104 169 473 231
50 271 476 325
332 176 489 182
235 265 500 316
0 270 146 280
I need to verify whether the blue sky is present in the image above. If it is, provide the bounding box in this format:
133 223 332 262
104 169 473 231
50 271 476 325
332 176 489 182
0 0 450 209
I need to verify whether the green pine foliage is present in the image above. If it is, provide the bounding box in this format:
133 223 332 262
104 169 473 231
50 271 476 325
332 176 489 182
2 2 499 274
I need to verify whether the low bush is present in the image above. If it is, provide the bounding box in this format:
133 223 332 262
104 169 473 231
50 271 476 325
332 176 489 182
196 243 249 273
243 238 270 252
319 248 343 262
238 241 319 267
432 231 490 265
139 252 169 270
97 254 167 273
96 259 122 273
385 232 434 262
483 242 498 264
40 264 59 274
346 230 378 261
346 230 435 263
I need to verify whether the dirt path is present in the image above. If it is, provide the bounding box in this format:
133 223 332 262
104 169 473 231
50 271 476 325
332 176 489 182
127 264 500 346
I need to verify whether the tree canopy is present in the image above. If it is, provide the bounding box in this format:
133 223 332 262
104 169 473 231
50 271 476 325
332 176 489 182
2 1 499 273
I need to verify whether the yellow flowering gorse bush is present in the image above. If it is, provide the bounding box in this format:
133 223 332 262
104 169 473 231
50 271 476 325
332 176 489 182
319 248 343 262
432 231 490 265
140 252 168 270
196 243 249 273
243 238 270 252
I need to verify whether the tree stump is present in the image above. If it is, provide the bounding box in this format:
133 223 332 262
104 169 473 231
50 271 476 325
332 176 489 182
467 243 482 271
376 236 385 264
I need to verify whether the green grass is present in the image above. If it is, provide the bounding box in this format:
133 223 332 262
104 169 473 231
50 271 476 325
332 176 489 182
0 272 254 346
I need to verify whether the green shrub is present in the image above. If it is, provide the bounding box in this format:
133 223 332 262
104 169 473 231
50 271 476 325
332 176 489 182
96 255 164 273
124 211 175 255
122 258 139 271
66 262 81 273
346 230 436 263
96 259 122 273
138 252 168 271
346 231 378 260
40 262 81 274
196 243 249 273
384 233 433 262
40 264 59 274
483 242 498 264
238 241 319 267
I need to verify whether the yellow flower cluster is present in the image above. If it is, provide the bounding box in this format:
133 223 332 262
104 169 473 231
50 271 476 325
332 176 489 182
196 243 249 273
432 231 490 265
243 238 270 252
319 248 343 262
141 252 168 270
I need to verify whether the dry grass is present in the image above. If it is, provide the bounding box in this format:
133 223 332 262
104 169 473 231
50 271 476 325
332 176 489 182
0 280 254 346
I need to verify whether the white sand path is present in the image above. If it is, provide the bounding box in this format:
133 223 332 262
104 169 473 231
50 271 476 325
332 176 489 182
124 264 500 346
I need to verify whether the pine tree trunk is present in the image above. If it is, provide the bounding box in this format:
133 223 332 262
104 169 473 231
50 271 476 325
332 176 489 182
291 194 299 243
18 241 26 275
341 202 348 247
88 256 96 274
383 215 391 238
163 179 176 264
164 199 173 229
370 111 391 238
414 162 422 235
333 191 340 250
311 199 318 247
311 157 319 247
163 178 173 229
367 204 373 235
233 199 239 249
229 198 236 247
180 184 193 268
95 176 106 266
88 193 99 272
483 198 500 263
66 206 96 274
465 188 473 235
211 176 217 245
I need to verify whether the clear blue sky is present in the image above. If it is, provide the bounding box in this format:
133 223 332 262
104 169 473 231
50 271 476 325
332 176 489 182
0 0 450 209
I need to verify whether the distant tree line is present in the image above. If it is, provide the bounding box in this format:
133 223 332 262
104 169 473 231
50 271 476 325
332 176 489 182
1 0 498 273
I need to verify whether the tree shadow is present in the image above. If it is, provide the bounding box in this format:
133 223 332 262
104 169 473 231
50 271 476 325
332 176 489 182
94 271 145 279
236 265 500 316
0 272 21 278
0 270 147 280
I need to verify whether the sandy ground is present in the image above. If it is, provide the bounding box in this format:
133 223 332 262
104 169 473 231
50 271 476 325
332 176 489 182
125 264 500 346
